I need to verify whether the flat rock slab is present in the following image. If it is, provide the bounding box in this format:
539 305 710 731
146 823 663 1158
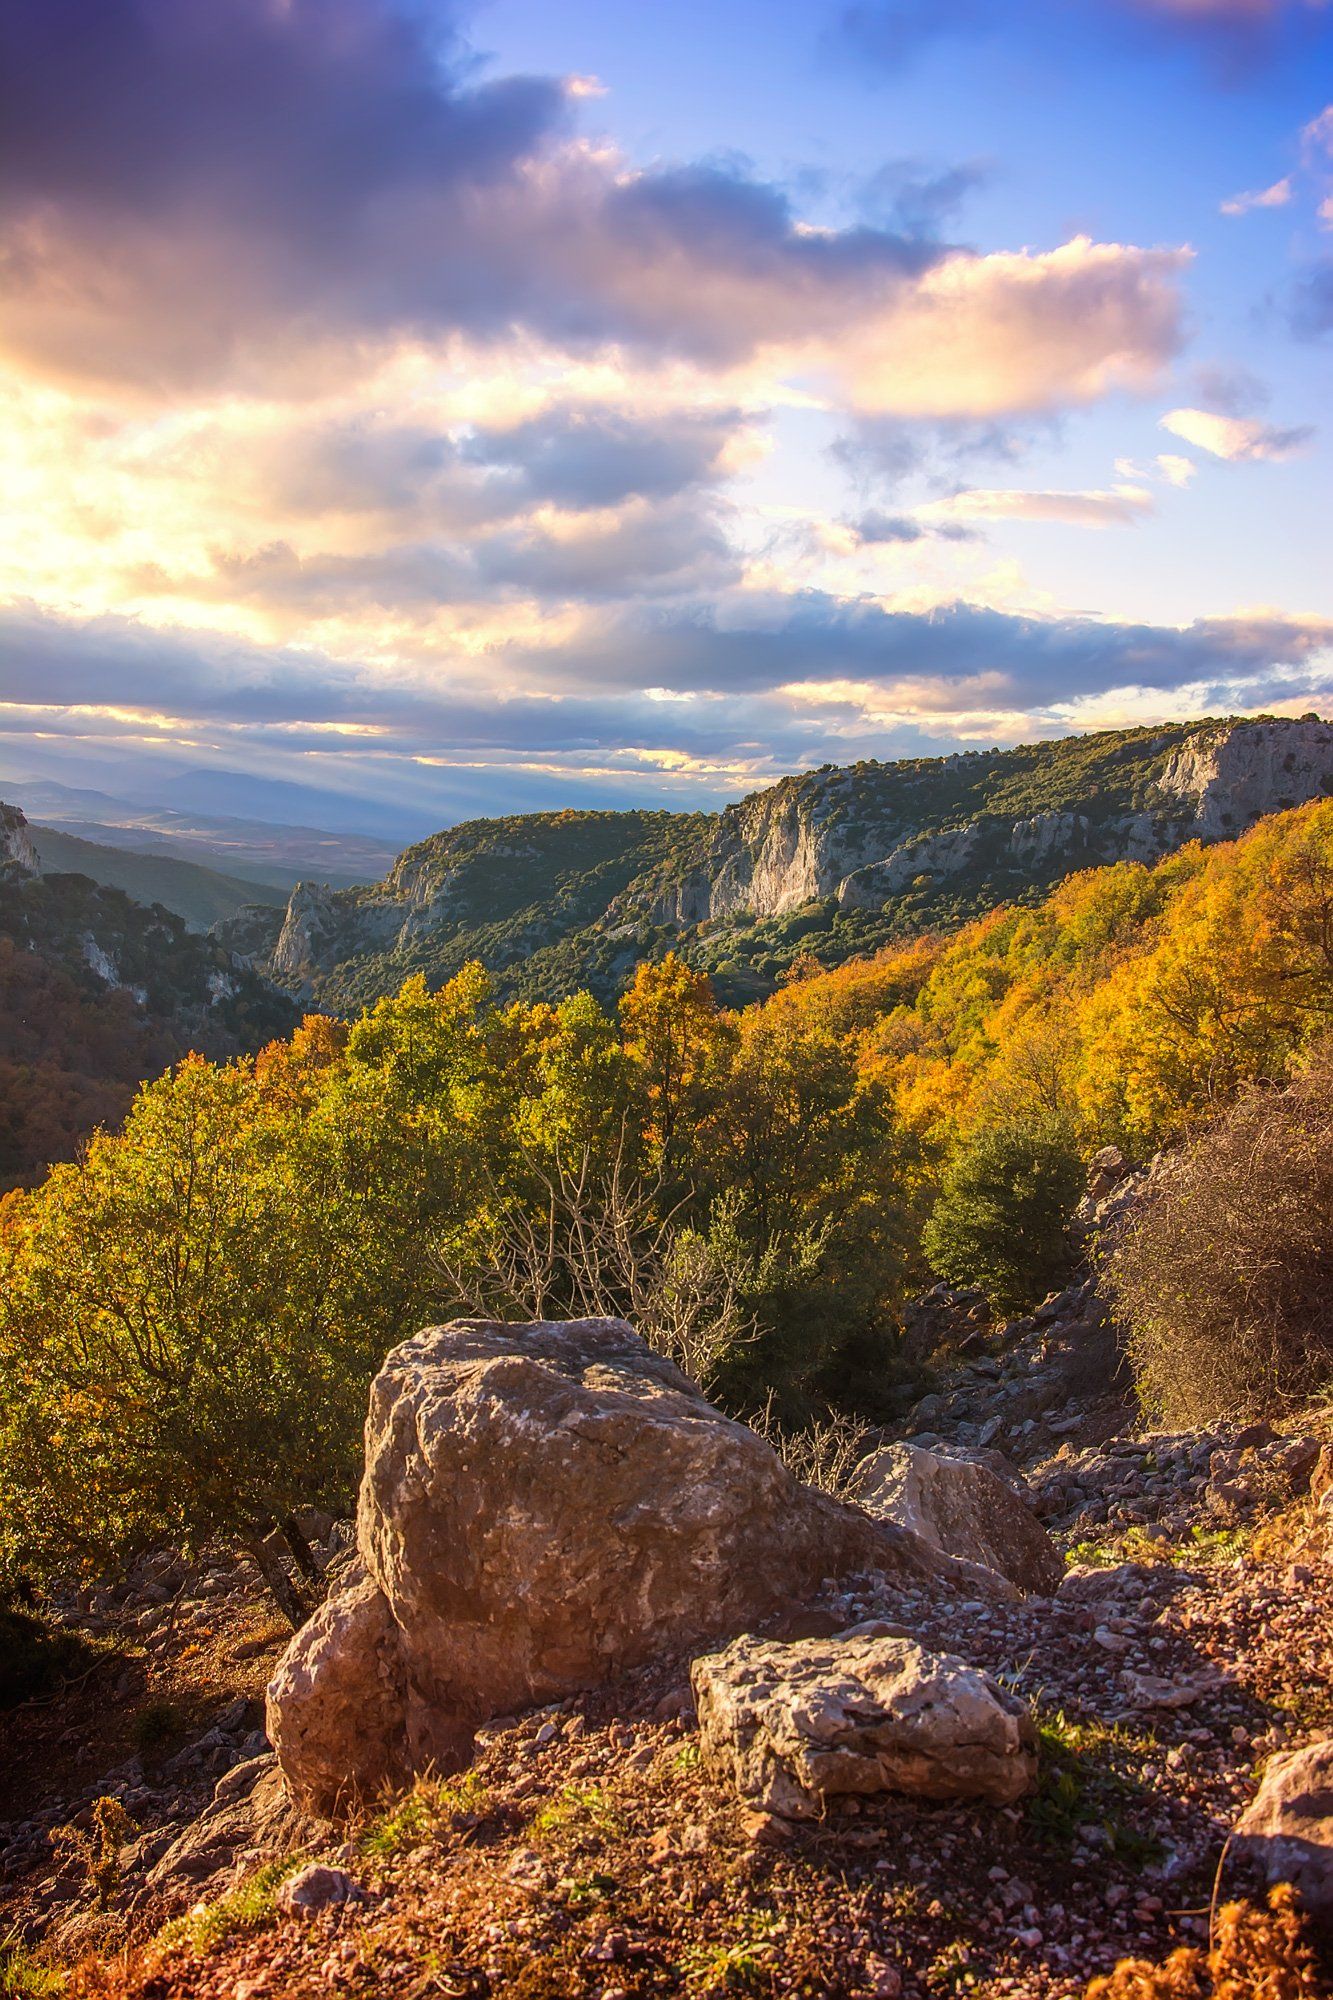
690 1630 1038 1820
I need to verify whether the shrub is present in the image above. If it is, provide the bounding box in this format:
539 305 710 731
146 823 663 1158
1084 1884 1320 1998
1105 1042 1333 1426
921 1117 1083 1313
0 1605 92 1709
0 1942 63 1998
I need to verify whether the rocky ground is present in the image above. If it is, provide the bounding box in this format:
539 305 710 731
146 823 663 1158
4 1286 1332 2000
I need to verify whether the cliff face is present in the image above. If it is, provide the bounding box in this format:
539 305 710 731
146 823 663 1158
1 801 40 875
220 715 1333 1008
661 718 1333 924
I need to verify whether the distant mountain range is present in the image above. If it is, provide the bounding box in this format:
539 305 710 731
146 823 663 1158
0 778 401 892
216 714 1333 1009
27 824 289 931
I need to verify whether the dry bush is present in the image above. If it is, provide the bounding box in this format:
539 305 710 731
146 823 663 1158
1104 1042 1333 1427
747 1395 878 1496
437 1139 758 1394
1084 1885 1321 1999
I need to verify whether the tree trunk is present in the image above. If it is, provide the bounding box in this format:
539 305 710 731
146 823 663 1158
242 1532 310 1630
280 1515 323 1586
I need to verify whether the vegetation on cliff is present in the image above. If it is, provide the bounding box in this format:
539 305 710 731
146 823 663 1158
226 716 1333 1010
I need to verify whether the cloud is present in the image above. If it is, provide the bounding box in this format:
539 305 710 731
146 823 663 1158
464 407 746 508
830 2 993 77
1220 177 1293 214
917 483 1155 526
3 601 1328 765
1289 258 1333 335
1155 453 1197 485
0 0 1187 421
856 160 990 237
1160 406 1315 459
834 237 1188 417
851 510 976 543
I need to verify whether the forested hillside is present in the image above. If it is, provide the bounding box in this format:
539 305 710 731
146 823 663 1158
0 808 297 1189
219 715 1333 1008
7 799 1333 2000
8 791 1333 1569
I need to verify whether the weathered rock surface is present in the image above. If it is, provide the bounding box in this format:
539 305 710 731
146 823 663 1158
853 1443 1063 1597
690 1631 1038 1819
1235 1737 1333 1931
269 1318 968 1815
0 800 40 874
143 1756 308 1908
266 1573 408 1817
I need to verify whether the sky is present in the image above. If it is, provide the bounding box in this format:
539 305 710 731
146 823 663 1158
0 0 1330 836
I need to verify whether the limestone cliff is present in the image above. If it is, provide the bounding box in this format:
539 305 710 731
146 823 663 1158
1 801 40 875
219 714 1333 1008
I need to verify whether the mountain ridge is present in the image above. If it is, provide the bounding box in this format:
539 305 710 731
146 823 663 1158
217 713 1333 1009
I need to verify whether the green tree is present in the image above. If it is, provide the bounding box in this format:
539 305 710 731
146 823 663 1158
0 976 487 1620
920 1116 1083 1313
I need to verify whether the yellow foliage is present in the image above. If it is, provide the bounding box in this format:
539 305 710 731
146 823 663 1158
1084 1885 1320 1998
764 799 1333 1161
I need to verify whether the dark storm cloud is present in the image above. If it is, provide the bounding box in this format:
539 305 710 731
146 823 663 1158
0 0 942 392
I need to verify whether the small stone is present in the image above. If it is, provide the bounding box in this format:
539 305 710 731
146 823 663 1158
862 1955 902 1998
276 1864 364 1915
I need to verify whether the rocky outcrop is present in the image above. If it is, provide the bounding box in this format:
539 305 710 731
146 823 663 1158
853 1443 1063 1597
1235 1738 1333 1931
228 717 1333 1002
691 1630 1038 1818
268 1317 975 1815
1158 717 1333 842
143 1755 308 1908
1 801 40 874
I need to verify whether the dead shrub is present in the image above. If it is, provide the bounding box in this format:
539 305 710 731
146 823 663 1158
1104 1042 1333 1427
1084 1885 1321 1999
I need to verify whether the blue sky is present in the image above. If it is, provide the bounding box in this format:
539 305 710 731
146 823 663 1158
0 0 1328 833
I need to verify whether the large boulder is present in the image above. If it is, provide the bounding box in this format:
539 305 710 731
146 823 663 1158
691 1630 1037 1819
269 1318 973 1815
1235 1738 1333 1932
853 1443 1063 1597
